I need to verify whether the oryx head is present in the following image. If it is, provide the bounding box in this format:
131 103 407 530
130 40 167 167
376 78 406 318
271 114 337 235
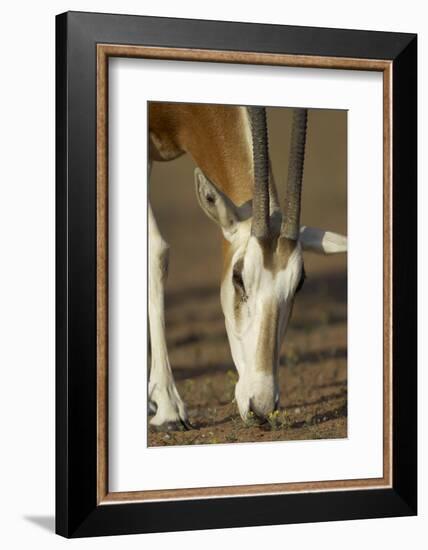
195 107 347 422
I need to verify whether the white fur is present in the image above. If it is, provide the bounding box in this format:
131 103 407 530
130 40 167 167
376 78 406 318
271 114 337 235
148 204 188 426
222 236 303 419
300 225 348 254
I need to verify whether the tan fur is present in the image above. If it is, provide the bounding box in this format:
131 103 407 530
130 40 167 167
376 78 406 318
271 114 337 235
222 234 297 289
256 302 280 373
260 236 296 272
150 102 256 283
149 102 254 203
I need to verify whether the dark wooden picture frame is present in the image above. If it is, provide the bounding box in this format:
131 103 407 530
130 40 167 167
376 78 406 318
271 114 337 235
56 11 417 538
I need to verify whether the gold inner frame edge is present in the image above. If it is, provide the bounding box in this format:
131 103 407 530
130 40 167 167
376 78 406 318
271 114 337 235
96 44 393 505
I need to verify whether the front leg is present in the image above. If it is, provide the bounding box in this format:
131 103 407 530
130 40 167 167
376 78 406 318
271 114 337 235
148 204 190 430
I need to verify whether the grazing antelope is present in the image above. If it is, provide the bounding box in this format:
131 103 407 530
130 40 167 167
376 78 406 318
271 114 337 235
148 103 347 430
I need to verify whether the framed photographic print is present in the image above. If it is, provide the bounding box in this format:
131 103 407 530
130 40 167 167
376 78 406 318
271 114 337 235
56 11 417 538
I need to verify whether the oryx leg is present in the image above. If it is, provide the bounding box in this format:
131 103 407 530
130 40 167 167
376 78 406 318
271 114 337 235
148 202 189 430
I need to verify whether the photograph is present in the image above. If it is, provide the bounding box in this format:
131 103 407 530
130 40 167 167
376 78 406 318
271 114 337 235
0 0 421 546
148 102 348 446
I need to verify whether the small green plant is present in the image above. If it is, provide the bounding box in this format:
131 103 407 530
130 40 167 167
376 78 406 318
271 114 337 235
279 410 291 430
267 410 281 430
267 410 291 431
244 411 259 428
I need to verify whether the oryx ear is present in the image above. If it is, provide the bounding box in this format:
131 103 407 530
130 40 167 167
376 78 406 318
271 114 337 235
194 168 240 241
299 226 347 254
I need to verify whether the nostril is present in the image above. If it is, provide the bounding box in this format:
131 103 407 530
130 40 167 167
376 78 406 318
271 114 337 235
247 391 279 423
248 398 269 424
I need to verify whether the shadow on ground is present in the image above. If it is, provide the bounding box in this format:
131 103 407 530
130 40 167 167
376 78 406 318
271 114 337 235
24 516 55 533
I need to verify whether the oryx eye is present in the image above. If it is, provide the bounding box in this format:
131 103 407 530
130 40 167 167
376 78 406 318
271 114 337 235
232 268 245 291
232 259 246 294
296 265 306 293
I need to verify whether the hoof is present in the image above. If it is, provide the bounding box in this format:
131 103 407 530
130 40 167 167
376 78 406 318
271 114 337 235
151 418 193 432
148 400 157 415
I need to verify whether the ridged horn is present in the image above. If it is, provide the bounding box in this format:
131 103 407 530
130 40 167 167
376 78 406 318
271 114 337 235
281 108 308 240
248 106 270 239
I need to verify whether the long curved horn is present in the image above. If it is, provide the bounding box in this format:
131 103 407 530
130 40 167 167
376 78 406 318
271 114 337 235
248 106 270 239
281 108 308 240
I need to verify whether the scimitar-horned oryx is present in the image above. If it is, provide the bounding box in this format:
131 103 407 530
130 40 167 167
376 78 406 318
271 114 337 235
148 103 347 430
